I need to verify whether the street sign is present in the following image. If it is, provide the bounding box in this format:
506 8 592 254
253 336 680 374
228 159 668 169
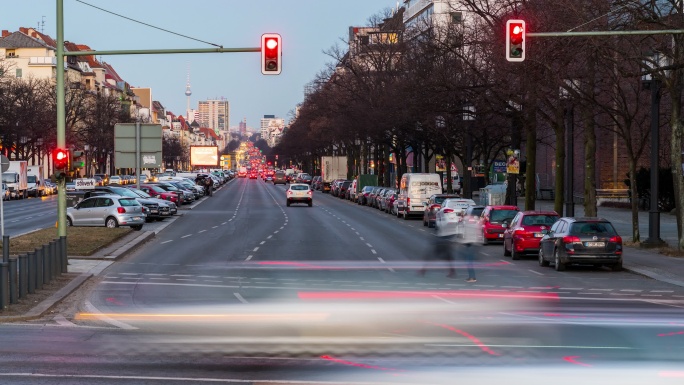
0 155 9 173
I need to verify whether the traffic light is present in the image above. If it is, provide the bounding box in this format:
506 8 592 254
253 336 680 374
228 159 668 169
53 148 69 178
72 150 85 170
506 19 525 62
261 33 281 75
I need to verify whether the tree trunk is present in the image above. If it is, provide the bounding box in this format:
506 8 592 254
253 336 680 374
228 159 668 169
524 109 537 211
670 78 684 250
554 117 565 216
583 103 597 217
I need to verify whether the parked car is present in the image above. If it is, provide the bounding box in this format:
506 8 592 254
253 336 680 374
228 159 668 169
357 185 375 206
157 182 194 204
338 180 352 199
286 183 313 207
503 211 560 260
330 179 346 197
127 187 177 215
66 194 144 230
109 175 123 185
139 184 182 205
386 191 399 214
94 185 169 222
311 176 322 190
538 217 623 271
480 205 520 245
296 173 313 185
422 194 461 228
456 205 485 236
379 188 397 212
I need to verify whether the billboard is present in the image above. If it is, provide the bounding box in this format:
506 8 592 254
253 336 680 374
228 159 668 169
191 146 219 166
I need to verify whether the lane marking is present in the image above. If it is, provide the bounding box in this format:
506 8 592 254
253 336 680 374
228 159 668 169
160 240 173 244
253 247 259 252
528 270 544 276
181 234 192 238
233 293 248 304
245 255 253 261
260 241 266 245
267 235 272 239
371 249 377 254
198 230 206 233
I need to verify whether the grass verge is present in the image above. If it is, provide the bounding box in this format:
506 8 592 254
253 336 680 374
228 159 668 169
0 227 133 256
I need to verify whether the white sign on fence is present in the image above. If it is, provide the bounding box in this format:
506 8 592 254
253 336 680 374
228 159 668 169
74 179 97 190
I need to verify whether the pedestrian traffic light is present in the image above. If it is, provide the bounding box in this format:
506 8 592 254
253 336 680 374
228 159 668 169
53 148 69 178
261 33 281 75
506 19 525 62
71 150 85 170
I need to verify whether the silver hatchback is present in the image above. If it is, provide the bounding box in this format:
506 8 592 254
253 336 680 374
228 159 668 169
67 194 145 230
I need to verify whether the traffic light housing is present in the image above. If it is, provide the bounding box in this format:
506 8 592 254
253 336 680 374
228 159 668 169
261 33 282 75
506 20 525 62
72 150 85 170
53 148 69 178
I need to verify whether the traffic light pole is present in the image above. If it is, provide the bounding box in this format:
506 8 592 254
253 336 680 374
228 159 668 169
55 0 262 238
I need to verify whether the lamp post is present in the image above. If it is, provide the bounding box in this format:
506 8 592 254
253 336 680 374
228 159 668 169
35 137 43 167
560 80 578 217
463 105 475 199
84 144 90 177
641 53 666 247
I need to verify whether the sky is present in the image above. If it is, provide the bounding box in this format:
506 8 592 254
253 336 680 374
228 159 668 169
5 0 395 130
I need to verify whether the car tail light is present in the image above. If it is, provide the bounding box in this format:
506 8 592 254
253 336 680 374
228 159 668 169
513 228 532 238
609 236 622 244
562 236 581 244
443 208 454 214
287 191 292 195
407 197 410 206
307 190 312 195
117 207 126 214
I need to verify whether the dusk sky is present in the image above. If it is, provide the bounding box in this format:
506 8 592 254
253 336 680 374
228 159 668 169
6 0 394 130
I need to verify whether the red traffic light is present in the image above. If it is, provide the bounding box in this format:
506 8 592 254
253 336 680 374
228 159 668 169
506 19 525 62
261 33 282 75
53 148 69 170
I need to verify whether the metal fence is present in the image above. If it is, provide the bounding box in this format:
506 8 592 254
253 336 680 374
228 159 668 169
0 236 68 311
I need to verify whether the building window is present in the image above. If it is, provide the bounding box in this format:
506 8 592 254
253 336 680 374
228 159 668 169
15 68 22 78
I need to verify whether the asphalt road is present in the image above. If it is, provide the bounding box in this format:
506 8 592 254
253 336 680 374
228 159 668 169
0 178 683 384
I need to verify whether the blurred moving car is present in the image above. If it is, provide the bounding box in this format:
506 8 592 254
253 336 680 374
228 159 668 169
422 194 460 228
286 183 313 207
66 194 144 230
434 198 477 233
109 175 123 185
538 217 623 271
480 205 520 244
503 210 560 260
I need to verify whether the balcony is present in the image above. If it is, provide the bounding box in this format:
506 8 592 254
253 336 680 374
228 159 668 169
29 56 57 66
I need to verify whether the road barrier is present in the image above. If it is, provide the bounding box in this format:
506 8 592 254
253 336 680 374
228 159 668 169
0 236 67 312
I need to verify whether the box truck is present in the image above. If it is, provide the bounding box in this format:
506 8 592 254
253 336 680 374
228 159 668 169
27 164 46 197
2 160 28 199
320 156 347 193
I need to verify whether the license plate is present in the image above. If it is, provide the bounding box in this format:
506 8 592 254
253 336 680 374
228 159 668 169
585 242 605 247
498 234 504 238
133 217 141 221
534 233 542 238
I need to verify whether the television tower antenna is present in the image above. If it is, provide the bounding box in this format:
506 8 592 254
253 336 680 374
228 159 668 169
185 64 192 121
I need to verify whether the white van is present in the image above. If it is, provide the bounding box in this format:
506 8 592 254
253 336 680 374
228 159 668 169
443 173 462 193
397 173 442 220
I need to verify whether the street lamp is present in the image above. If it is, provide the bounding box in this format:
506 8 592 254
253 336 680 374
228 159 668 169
641 52 667 247
463 104 475 199
559 80 579 217
84 144 90 177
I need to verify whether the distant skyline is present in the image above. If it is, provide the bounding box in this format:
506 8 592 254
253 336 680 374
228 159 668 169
6 0 394 128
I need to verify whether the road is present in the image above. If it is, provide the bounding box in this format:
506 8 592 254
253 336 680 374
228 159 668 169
0 178 683 384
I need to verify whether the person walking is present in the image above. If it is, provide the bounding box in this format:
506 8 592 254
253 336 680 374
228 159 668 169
460 219 480 282
418 218 456 278
204 176 213 197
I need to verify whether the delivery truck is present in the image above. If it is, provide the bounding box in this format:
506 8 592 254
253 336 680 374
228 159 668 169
27 164 46 197
320 156 348 193
2 160 28 199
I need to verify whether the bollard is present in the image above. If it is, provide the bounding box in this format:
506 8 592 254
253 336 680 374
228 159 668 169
0 262 8 310
44 242 52 284
51 240 58 280
28 251 36 294
2 235 8 263
18 254 28 299
36 246 44 290
60 236 68 274
9 257 17 304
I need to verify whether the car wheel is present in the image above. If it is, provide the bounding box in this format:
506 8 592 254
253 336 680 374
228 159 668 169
482 233 489 245
286 200 291 207
105 217 119 228
611 260 623 272
538 248 550 267
511 243 520 260
67 217 73 227
308 201 313 207
131 225 143 231
554 248 566 271
403 211 409 220
503 240 511 256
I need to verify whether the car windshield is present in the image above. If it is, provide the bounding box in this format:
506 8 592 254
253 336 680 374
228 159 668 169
570 221 618 236
469 207 484 217
129 188 151 198
118 198 140 207
109 187 139 198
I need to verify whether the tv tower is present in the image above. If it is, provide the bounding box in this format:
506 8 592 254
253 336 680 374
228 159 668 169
185 64 192 122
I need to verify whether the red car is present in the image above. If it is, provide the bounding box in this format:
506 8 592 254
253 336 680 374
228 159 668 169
503 211 560 260
138 184 182 205
480 205 519 245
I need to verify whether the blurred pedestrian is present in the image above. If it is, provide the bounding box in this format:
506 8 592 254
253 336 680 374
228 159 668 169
204 176 213 197
459 219 481 282
418 219 456 278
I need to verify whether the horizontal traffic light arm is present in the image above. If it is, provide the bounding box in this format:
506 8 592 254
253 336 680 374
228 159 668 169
63 47 260 56
527 29 684 37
